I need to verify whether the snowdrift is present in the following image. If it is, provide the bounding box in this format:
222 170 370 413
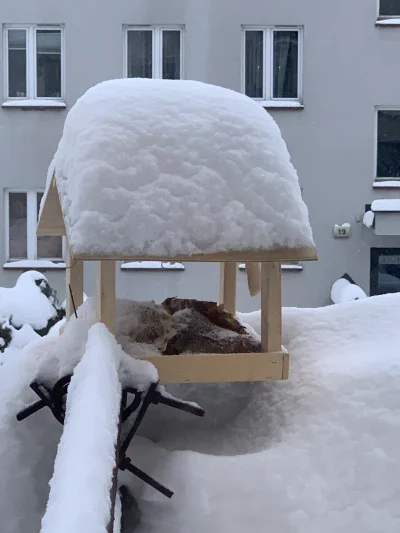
127 294 400 532
1 294 400 532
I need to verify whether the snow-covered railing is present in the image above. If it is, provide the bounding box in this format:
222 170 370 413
14 320 205 532
40 323 122 533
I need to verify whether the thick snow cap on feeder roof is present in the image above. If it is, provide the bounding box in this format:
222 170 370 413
38 78 316 262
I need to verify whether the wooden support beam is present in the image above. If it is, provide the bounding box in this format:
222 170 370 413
66 244 83 320
219 262 237 315
260 262 282 352
97 261 116 334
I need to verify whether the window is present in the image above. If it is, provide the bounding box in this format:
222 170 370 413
5 191 63 262
243 27 302 103
371 248 400 295
4 25 63 100
124 26 183 80
379 0 400 16
376 109 400 180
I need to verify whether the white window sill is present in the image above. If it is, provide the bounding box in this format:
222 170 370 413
373 180 400 189
376 18 400 26
371 199 400 212
121 261 185 271
2 99 66 109
239 263 303 271
260 101 304 109
3 260 66 270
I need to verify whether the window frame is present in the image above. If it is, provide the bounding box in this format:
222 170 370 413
241 25 303 104
3 24 65 101
4 189 65 262
123 25 184 80
370 247 400 296
375 106 400 182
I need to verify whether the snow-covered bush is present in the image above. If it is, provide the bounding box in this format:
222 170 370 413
0 271 65 359
0 318 12 353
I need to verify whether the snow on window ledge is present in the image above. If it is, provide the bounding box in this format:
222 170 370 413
260 101 304 110
363 211 375 229
376 18 400 26
238 263 303 271
121 261 185 271
373 181 400 189
2 99 67 109
3 260 66 270
371 199 400 212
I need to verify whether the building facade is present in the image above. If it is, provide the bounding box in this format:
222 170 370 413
1 0 400 311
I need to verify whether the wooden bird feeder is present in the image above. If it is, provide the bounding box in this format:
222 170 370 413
37 78 317 385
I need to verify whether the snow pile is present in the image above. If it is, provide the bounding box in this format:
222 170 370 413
331 278 368 304
44 78 315 258
40 324 122 533
0 320 41 363
119 294 400 533
4 293 400 532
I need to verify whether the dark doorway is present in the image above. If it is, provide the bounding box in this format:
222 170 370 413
370 248 400 296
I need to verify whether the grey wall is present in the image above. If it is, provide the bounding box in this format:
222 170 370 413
1 0 400 311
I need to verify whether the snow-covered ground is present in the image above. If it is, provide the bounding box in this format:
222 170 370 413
1 293 400 532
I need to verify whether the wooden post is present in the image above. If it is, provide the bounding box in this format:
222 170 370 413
219 262 237 315
260 262 282 352
97 261 116 334
66 244 83 319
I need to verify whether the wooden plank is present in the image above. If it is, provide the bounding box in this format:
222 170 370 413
66 244 84 320
136 351 288 383
97 261 116 334
219 262 237 315
261 262 282 352
37 177 66 236
73 245 318 264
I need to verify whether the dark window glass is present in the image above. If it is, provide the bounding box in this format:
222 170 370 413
127 30 153 78
245 31 264 98
9 192 27 259
377 110 400 179
162 30 181 80
273 30 299 99
36 30 62 98
8 29 27 97
371 248 400 295
380 0 400 16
